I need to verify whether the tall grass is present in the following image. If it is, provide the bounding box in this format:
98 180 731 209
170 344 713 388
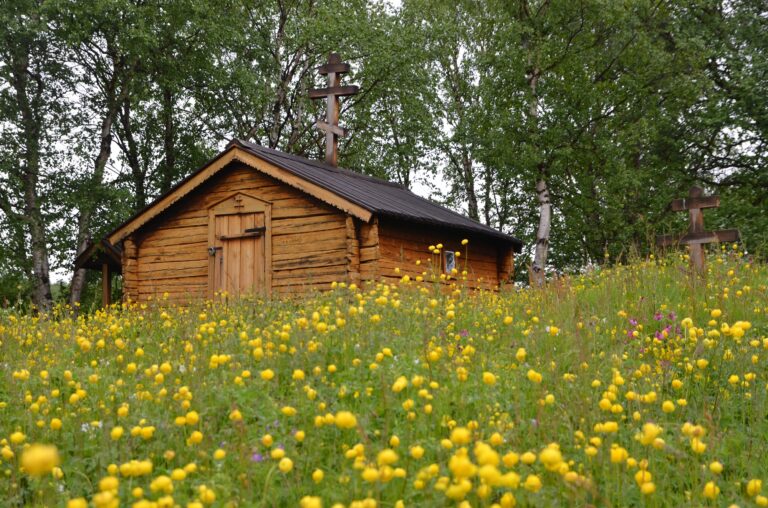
0 247 766 507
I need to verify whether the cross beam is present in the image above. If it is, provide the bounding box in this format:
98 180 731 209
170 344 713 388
656 186 740 272
309 52 359 166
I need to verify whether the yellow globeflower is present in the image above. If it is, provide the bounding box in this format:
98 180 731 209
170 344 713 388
334 411 357 429
703 481 720 500
187 431 203 445
450 427 471 445
747 479 763 497
527 369 542 384
110 426 124 440
20 444 60 477
260 369 275 381
523 474 542 492
278 457 293 473
482 372 497 385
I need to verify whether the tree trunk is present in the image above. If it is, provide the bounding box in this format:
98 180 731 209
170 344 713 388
531 175 551 283
118 97 146 210
160 86 176 193
461 148 480 221
527 60 552 285
11 38 52 311
70 68 123 305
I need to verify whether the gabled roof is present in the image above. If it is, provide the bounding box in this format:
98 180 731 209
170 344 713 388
233 140 523 250
105 139 523 251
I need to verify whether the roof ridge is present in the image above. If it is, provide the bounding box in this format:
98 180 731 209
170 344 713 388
232 139 407 190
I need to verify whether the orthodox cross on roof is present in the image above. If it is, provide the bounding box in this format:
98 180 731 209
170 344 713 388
309 52 359 166
656 186 740 273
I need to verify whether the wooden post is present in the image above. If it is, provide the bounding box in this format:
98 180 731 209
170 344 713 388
656 186 740 273
309 53 359 166
102 263 111 307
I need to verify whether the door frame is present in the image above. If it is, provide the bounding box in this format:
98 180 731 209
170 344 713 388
207 192 272 298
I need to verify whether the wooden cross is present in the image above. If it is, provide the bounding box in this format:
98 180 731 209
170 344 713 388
233 195 244 210
656 186 740 272
309 52 359 166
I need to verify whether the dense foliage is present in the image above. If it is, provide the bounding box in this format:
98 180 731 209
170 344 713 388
0 249 767 506
0 0 766 306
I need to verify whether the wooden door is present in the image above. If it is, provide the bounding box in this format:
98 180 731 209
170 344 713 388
208 193 271 298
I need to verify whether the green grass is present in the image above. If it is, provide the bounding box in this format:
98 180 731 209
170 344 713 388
0 248 766 507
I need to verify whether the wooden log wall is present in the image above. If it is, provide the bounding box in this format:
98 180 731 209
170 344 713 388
124 163 350 302
375 218 514 290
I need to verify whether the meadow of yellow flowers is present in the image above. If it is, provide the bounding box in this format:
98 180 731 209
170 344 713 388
1 248 766 507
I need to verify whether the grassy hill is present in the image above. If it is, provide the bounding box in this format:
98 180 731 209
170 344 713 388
0 247 766 507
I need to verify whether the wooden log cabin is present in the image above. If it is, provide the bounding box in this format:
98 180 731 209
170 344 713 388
75 139 523 304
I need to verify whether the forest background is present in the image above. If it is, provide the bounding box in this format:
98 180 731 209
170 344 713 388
1 0 766 309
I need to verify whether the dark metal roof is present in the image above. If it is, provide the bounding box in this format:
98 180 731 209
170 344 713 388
231 139 523 251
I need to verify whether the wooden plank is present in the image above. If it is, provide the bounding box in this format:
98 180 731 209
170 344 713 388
273 263 347 279
498 247 515 283
273 253 348 271
317 62 351 75
272 227 345 247
308 85 360 98
272 272 345 287
359 247 378 263
656 229 740 247
669 196 720 212
272 220 346 237
346 216 360 285
139 261 207 274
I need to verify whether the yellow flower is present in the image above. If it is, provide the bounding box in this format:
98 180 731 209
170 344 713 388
450 427 471 445
21 444 60 477
377 449 399 466
747 479 763 497
538 445 562 471
527 369 542 384
185 411 200 425
67 499 88 508
392 376 408 393
312 469 324 483
300 496 322 508
10 432 25 445
213 449 226 460
641 482 656 495
361 467 379 482
260 369 275 381
411 445 425 459
278 457 293 473
482 372 497 385
523 474 542 492
703 481 720 500
187 431 203 445
50 418 62 431
637 423 662 446
334 411 357 429
709 461 723 474
99 475 119 492
662 400 675 413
